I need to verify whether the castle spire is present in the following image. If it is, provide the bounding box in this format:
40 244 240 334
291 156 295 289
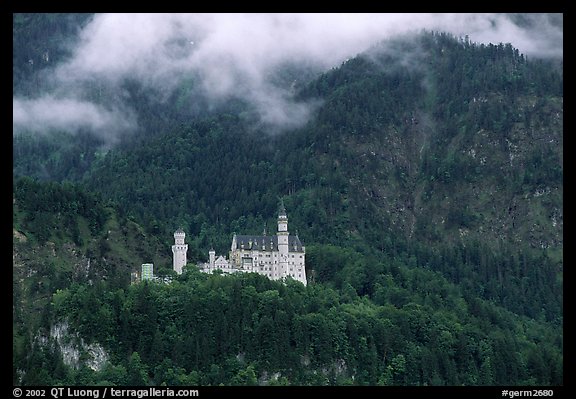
278 199 287 218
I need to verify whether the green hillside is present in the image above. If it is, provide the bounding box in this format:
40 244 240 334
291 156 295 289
12 179 563 385
13 177 173 384
12 16 562 387
78 32 563 322
44 264 561 386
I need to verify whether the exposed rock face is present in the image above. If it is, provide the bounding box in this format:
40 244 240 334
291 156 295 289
338 93 563 250
13 229 27 243
49 321 108 371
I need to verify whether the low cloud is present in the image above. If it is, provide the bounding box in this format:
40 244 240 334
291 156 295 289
13 13 562 138
13 96 136 142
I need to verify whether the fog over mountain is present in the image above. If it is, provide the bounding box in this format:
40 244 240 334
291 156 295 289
13 13 563 137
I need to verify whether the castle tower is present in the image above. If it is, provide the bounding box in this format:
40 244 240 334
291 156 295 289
172 228 188 275
277 201 289 278
209 248 216 270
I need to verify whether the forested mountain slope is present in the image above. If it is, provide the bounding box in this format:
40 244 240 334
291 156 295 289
78 32 563 322
13 16 563 387
13 179 563 385
13 177 173 383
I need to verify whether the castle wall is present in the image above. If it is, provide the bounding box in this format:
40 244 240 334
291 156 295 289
189 208 307 285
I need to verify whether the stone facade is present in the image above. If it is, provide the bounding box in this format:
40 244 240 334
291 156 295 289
172 228 188 275
181 204 307 285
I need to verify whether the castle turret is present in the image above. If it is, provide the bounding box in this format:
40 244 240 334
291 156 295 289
172 228 188 275
277 201 289 278
209 248 216 269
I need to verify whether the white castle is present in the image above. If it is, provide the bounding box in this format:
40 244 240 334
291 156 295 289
171 204 307 285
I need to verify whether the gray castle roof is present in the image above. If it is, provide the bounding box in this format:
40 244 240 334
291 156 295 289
233 234 304 253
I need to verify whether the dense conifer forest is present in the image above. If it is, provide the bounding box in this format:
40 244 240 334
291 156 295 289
13 14 562 387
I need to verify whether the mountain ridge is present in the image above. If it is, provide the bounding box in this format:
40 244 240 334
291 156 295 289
12 20 563 386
